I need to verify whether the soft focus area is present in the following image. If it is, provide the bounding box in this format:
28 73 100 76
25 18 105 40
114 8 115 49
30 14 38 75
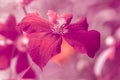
0 0 120 80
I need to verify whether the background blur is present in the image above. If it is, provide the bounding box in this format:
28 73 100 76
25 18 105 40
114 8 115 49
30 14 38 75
0 0 120 80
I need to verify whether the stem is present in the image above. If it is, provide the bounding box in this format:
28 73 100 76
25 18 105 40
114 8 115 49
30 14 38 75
9 45 16 79
22 6 27 15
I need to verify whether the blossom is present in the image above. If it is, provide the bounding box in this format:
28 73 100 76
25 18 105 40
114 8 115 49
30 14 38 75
0 14 36 79
17 10 100 69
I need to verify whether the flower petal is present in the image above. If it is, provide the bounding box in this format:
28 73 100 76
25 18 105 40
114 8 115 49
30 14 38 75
47 10 73 25
47 10 57 24
63 30 100 57
60 13 73 25
16 53 36 78
0 44 18 69
28 32 62 69
63 31 87 54
0 14 19 40
85 30 100 57
66 17 88 31
5 14 17 30
17 13 52 33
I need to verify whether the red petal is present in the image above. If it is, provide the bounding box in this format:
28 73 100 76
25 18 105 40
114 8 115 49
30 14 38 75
66 17 88 31
47 10 73 25
60 13 73 25
0 44 18 69
16 53 36 78
47 10 57 24
63 31 87 54
63 29 100 57
85 30 100 57
63 17 100 57
5 14 17 30
0 14 19 40
17 13 52 33
28 32 62 69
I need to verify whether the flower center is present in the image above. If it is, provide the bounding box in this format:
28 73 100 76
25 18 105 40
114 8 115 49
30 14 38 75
51 18 68 35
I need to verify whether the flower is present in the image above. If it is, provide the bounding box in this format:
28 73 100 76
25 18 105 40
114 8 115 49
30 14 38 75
17 10 100 69
0 14 36 79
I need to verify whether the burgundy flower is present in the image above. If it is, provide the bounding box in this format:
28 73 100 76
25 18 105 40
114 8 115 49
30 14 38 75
17 10 100 69
0 14 36 79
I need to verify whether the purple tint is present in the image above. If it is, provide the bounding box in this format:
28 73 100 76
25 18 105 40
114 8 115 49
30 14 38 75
2 0 120 80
